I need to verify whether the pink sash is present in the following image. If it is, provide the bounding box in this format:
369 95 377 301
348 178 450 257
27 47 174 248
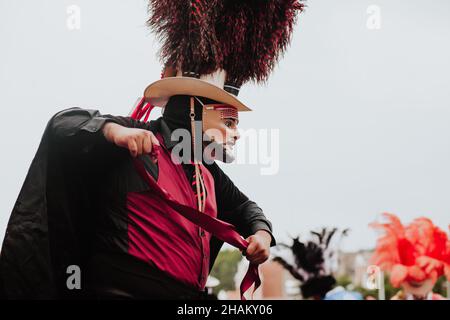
132 147 260 300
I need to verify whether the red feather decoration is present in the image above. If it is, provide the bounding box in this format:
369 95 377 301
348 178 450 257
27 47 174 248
370 213 450 287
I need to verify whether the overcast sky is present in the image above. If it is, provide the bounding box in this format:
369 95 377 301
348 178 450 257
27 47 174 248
1 0 449 252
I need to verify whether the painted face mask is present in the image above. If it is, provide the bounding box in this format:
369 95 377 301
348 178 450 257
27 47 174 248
195 97 240 163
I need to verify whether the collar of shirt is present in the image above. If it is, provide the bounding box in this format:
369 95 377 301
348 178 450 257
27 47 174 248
159 118 203 166
159 118 181 150
158 118 196 172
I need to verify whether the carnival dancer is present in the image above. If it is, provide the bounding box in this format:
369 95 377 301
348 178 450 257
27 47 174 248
0 0 305 299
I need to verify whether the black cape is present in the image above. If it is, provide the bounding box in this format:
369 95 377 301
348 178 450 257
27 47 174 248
0 109 114 299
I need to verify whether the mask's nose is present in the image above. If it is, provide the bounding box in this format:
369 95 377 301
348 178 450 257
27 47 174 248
233 128 240 142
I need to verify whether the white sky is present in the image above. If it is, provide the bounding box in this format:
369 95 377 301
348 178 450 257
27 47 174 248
1 0 449 252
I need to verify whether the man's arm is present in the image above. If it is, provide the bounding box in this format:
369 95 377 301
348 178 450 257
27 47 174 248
50 107 159 157
207 162 276 264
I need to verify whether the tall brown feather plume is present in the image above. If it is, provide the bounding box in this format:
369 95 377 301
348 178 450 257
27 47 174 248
147 0 222 75
147 0 305 87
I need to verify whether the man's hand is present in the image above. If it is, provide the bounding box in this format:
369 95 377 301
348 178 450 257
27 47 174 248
243 230 272 265
102 122 159 157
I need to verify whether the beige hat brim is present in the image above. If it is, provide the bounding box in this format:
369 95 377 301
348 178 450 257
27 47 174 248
143 77 252 112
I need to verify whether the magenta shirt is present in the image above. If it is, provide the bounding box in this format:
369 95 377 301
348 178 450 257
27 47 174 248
126 134 217 290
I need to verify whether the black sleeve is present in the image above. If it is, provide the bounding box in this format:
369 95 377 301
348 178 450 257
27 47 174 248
99 114 156 131
50 107 113 154
206 162 276 247
50 107 157 154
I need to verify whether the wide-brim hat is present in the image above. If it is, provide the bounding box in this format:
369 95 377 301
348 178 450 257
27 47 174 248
143 68 251 112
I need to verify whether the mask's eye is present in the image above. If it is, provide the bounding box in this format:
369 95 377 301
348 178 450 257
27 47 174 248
224 119 235 128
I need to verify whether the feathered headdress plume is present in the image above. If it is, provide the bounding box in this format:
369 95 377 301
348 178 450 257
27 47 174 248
147 0 305 88
272 228 349 299
147 0 223 76
216 0 305 87
370 213 450 288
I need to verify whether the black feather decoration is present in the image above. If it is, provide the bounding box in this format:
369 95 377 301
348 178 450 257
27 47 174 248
272 227 349 299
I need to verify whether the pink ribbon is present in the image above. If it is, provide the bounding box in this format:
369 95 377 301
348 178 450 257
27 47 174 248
132 148 260 300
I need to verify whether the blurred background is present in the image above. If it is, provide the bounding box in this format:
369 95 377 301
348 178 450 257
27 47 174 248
1 0 449 299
